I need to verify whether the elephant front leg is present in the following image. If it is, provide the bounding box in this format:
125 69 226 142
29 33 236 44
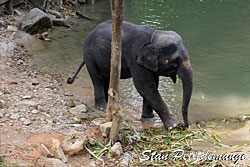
141 75 158 123
140 98 156 123
143 91 178 130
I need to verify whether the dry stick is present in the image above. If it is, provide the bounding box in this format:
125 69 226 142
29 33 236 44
41 144 54 157
106 0 124 144
84 146 105 166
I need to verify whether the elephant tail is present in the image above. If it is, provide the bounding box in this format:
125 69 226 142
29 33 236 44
67 61 85 84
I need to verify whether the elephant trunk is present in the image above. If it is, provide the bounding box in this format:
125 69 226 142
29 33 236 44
178 60 193 127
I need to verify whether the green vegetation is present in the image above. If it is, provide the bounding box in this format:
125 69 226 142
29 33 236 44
85 126 236 166
0 153 7 167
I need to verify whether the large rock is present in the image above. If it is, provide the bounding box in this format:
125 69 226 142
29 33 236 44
19 8 52 34
12 31 46 51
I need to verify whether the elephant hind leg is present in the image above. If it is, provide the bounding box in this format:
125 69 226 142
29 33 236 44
104 78 109 102
93 80 106 110
86 64 107 110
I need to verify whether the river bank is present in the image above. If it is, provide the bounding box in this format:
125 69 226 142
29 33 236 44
0 2 250 167
0 2 105 167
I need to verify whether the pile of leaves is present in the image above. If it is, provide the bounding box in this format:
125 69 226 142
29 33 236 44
85 125 236 166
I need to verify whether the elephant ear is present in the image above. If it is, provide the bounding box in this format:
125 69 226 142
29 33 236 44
136 43 159 72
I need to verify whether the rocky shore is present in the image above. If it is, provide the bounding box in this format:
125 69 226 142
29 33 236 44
0 1 108 167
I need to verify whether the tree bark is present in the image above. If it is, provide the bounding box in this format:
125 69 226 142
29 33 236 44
107 0 124 144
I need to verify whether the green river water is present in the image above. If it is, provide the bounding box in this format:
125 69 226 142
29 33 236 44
31 0 250 123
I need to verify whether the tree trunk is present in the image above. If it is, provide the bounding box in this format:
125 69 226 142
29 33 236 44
107 0 124 144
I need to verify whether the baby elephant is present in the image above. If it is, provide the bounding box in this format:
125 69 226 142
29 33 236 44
67 20 193 130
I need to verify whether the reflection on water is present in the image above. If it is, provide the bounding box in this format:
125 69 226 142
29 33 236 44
31 0 250 124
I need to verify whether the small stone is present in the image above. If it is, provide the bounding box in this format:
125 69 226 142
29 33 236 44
20 118 26 122
229 118 238 123
23 95 32 99
43 158 67 167
120 152 132 167
63 137 86 156
66 99 75 108
199 120 207 125
19 100 38 107
0 20 5 27
0 112 3 118
51 139 67 163
0 100 6 108
78 113 88 120
14 162 35 167
47 9 63 18
23 119 31 125
88 138 96 146
111 142 123 157
70 104 88 114
14 9 22 16
7 25 18 32
100 122 112 138
31 109 39 114
89 160 97 167
70 104 88 120
92 118 105 126
10 113 19 120
190 122 197 128
239 116 246 121
52 19 76 27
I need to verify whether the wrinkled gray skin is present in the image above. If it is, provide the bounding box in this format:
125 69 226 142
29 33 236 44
68 20 193 129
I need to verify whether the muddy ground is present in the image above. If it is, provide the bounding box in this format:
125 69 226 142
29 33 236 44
0 3 250 167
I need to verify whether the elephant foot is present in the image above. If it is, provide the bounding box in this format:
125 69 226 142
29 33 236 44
140 116 156 123
95 104 106 111
95 96 107 111
162 116 178 130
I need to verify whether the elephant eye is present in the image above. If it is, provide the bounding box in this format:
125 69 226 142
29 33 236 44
159 44 177 55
